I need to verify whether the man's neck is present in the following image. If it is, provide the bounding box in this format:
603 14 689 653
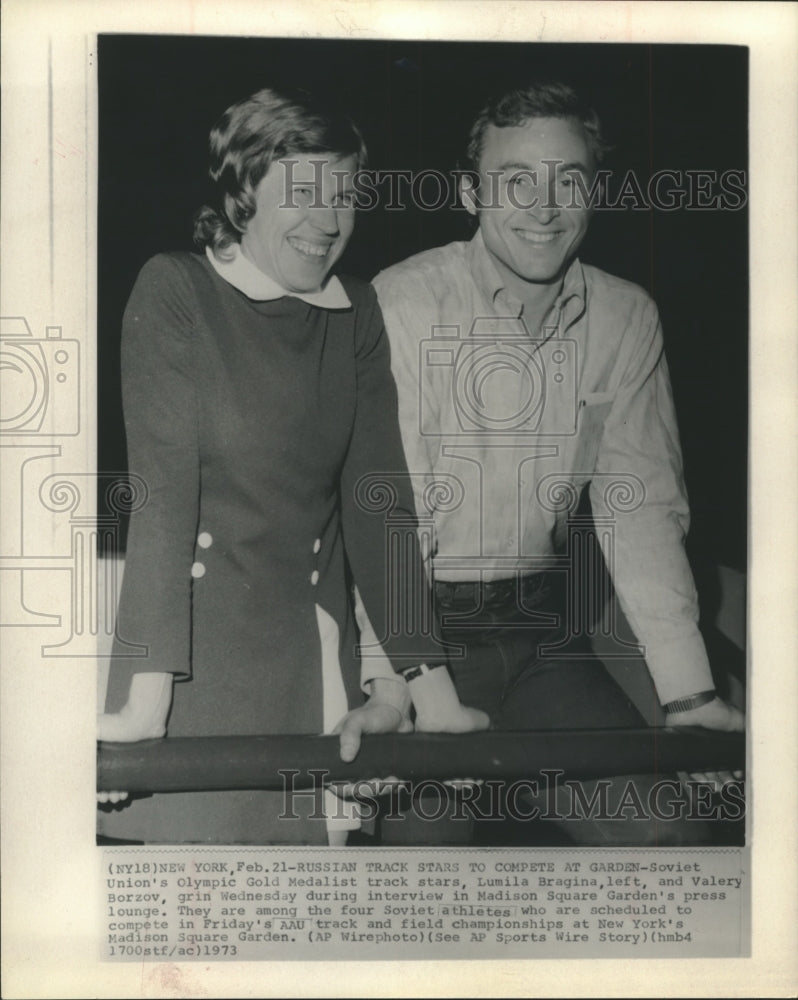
518 287 561 335
502 278 562 335
488 254 565 334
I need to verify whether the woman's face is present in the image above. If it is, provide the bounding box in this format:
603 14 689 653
240 152 358 292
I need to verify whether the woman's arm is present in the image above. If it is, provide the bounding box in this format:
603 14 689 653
338 285 488 740
103 254 201 717
98 672 174 742
338 284 445 667
97 672 174 803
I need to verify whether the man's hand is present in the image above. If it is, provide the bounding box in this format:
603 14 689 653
97 672 173 803
409 666 490 734
666 695 745 789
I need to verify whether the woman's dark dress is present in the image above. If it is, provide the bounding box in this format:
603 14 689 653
99 252 440 844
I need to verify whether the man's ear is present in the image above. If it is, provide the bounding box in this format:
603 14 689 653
589 168 606 212
459 172 480 216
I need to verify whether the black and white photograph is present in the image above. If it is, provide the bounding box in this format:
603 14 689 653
1 2 796 997
96 36 748 851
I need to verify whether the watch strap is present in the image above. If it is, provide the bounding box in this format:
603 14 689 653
662 689 716 714
400 662 446 683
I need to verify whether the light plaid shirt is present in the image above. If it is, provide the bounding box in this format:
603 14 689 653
365 231 714 705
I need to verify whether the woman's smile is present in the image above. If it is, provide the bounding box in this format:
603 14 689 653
241 153 358 293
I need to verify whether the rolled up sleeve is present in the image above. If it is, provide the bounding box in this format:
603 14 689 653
590 299 715 704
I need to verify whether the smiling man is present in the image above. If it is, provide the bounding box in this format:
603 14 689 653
366 79 743 845
464 113 595 328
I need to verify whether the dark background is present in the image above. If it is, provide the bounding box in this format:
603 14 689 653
98 36 748 576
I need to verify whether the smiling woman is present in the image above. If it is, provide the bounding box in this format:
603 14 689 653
239 155 358 290
194 88 365 292
97 87 486 846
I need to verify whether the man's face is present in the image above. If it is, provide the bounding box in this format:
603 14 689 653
464 116 595 297
241 152 357 292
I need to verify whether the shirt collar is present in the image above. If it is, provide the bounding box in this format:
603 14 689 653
466 229 586 326
206 244 351 309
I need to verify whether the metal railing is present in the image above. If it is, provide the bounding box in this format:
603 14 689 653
98 729 745 793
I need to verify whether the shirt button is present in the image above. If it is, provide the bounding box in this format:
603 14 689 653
197 531 213 549
310 570 319 586
191 562 206 578
313 538 321 554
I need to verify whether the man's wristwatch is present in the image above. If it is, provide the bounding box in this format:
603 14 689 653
662 689 717 714
400 662 446 683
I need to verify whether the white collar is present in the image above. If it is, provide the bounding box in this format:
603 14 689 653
205 244 351 309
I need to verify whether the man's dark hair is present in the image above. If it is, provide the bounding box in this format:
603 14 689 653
464 79 610 174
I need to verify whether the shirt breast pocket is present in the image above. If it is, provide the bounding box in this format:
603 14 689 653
572 392 614 478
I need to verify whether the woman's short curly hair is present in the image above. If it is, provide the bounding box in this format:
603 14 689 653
193 87 367 258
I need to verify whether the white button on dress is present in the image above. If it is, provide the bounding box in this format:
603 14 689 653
191 562 206 578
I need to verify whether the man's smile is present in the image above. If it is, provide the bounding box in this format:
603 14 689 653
513 229 561 244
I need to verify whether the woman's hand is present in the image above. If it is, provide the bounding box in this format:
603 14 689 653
332 674 487 797
97 672 173 803
330 678 413 799
666 695 745 790
335 677 413 762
